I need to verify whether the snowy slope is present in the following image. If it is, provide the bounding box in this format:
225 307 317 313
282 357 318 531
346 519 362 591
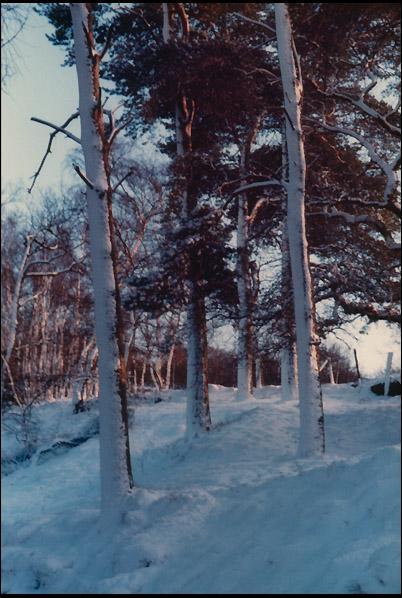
1 383 401 594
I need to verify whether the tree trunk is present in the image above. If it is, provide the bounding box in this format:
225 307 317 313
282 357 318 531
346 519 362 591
281 345 298 400
164 341 175 390
38 282 50 375
328 360 335 384
236 118 261 400
186 294 211 436
140 358 146 391
150 362 161 391
280 221 298 402
1 235 33 397
236 189 253 400
124 312 136 392
132 369 138 394
275 3 325 456
255 357 263 389
163 2 211 435
70 3 133 515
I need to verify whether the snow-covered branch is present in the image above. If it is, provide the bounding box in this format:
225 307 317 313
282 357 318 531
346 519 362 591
233 179 285 195
337 297 401 324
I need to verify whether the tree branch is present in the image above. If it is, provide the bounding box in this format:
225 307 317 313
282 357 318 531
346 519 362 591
30 116 81 144
25 262 77 278
233 179 285 195
99 24 114 61
308 207 401 251
232 12 276 34
28 112 80 193
73 164 94 189
307 116 399 205
309 77 401 138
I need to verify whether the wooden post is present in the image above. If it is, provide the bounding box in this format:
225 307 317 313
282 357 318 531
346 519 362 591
353 349 361 384
72 380 80 409
384 352 393 396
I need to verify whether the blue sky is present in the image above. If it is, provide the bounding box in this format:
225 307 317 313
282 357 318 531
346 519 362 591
1 6 400 377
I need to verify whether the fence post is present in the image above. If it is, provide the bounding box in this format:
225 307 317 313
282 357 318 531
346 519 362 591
384 352 393 396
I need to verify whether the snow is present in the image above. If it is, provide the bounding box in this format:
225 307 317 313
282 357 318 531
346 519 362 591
2 383 401 594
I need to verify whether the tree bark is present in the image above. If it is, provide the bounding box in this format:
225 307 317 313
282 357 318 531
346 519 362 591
70 3 133 515
275 3 325 455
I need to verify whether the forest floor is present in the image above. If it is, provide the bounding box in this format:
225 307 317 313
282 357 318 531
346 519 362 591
1 382 401 594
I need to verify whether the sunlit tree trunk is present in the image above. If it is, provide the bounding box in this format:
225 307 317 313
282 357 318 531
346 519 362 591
275 3 325 456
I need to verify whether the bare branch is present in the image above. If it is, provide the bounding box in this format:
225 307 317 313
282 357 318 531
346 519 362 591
1 354 23 407
28 112 80 193
232 12 276 34
32 239 59 252
99 24 114 61
25 263 77 278
30 116 81 144
112 169 136 192
73 164 94 189
107 114 134 147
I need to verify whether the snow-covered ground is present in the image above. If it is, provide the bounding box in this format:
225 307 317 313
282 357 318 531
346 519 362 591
1 382 401 594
